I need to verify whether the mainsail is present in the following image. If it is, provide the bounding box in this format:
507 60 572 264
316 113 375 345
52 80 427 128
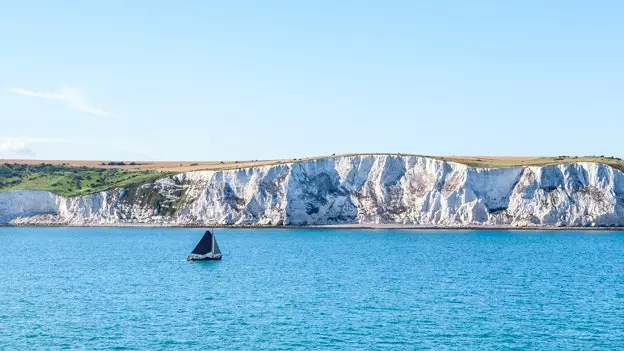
191 231 213 255
214 238 221 255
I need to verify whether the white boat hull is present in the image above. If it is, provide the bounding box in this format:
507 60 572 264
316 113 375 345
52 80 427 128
187 254 222 261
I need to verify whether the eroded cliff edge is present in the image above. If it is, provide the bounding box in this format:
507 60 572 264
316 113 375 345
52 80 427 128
1 155 623 227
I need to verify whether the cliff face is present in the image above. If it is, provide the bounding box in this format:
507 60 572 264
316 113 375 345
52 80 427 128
2 155 624 227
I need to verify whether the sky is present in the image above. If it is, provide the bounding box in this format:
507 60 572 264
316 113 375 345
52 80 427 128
1 1 623 161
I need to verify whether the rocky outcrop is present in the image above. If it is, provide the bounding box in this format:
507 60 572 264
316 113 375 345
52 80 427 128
2 155 624 227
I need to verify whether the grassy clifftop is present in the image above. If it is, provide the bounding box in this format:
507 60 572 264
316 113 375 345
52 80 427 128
333 154 624 172
431 155 624 172
2 155 624 197
0 163 170 196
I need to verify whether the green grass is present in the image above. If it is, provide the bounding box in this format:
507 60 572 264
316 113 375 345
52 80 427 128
118 178 188 216
3 155 624 198
0 163 171 197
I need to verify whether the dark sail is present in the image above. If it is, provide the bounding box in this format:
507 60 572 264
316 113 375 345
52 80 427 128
191 231 213 255
214 239 221 255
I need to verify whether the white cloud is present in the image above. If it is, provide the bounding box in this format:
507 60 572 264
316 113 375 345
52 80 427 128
9 87 111 116
0 139 35 156
0 137 155 160
0 137 72 157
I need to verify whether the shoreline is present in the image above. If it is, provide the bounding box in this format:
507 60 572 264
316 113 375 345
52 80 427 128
2 223 624 231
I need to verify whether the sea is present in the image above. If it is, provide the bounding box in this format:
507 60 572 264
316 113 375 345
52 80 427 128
1 227 623 350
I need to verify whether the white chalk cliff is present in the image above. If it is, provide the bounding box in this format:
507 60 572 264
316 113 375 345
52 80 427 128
2 155 624 227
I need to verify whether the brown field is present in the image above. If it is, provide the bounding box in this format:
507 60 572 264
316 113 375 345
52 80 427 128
434 155 624 171
0 158 316 172
3 154 624 172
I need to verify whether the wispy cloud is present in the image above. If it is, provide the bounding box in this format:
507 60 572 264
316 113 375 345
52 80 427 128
0 139 35 156
9 87 111 116
0 137 155 160
0 137 71 157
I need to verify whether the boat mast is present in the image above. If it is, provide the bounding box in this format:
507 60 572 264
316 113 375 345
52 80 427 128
212 232 216 257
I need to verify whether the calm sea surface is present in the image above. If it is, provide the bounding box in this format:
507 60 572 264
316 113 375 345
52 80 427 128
1 227 623 350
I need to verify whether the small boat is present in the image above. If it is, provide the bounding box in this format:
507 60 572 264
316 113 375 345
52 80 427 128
187 230 222 261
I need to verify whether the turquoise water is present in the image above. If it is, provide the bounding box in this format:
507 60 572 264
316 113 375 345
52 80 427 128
1 228 623 350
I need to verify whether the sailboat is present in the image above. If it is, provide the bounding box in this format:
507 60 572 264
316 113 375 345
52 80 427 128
187 230 222 261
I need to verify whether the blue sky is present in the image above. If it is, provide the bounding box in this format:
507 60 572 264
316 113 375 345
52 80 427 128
1 1 623 160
